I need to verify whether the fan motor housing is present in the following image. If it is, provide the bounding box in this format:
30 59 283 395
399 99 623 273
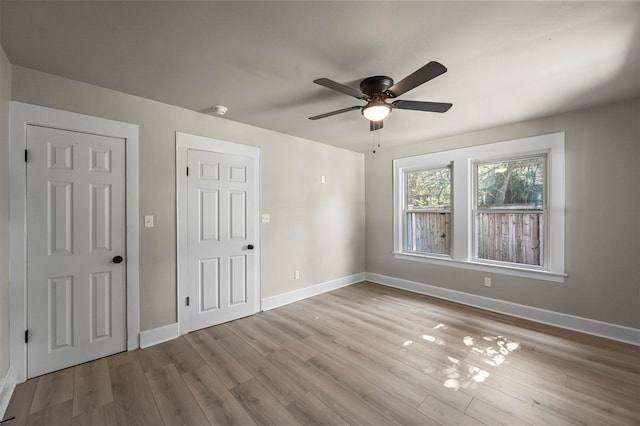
360 76 394 96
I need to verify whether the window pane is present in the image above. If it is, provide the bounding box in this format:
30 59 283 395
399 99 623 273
476 212 543 265
406 212 451 254
406 167 451 210
477 157 544 209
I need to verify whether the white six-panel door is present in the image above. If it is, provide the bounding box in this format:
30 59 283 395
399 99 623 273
187 148 257 331
26 125 126 378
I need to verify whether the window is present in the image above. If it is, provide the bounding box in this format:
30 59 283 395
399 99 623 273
393 132 565 282
474 156 545 266
405 166 452 255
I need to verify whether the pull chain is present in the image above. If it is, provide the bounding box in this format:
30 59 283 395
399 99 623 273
372 129 381 154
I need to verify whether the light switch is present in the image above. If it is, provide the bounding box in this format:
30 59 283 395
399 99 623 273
144 215 154 228
262 214 270 223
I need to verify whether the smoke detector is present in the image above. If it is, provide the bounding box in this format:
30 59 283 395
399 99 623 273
212 105 228 116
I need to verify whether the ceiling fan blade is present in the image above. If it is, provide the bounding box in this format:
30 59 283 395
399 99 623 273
392 100 452 113
308 105 362 120
387 61 448 98
313 78 367 100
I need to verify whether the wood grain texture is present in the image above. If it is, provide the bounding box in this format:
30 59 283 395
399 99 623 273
72 358 113 416
5 281 639 426
145 364 209 426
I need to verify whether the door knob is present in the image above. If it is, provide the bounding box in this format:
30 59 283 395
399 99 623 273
112 255 124 264
247 245 254 250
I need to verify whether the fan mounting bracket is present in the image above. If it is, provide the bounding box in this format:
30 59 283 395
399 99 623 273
360 76 394 96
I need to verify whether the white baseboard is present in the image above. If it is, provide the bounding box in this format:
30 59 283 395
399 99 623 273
139 322 180 348
0 366 16 422
262 272 366 311
366 272 640 346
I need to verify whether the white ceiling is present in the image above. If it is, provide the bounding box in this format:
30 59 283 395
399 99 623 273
2 1 639 152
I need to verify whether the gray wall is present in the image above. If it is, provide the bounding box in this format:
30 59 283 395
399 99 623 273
0 26 12 380
11 66 365 331
365 97 640 329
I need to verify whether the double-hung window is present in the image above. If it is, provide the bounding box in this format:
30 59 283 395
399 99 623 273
393 132 565 282
474 156 545 267
405 166 452 255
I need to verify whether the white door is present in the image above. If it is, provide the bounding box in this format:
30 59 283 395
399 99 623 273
26 125 126 378
187 148 258 331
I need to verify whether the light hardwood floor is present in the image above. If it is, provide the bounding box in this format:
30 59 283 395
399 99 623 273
3 281 639 425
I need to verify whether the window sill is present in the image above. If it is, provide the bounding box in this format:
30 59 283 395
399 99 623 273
393 252 567 283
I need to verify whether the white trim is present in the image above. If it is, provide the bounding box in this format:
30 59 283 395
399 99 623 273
9 102 140 383
0 367 16 421
366 272 640 346
175 132 261 335
262 273 366 311
393 132 565 280
392 252 567 283
139 323 179 348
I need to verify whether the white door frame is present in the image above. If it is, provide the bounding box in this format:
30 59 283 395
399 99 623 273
9 102 140 383
175 132 261 335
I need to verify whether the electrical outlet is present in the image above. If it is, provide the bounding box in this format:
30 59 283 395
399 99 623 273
321 175 326 184
294 270 300 279
262 213 270 223
484 277 492 287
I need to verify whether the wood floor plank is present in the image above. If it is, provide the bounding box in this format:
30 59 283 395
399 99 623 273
286 391 350 426
182 365 257 426
29 367 74 414
25 400 73 426
465 397 532 426
418 395 483 426
258 309 316 340
159 336 207 375
226 315 295 356
145 363 210 426
218 324 308 405
268 348 395 425
7 281 638 426
109 356 164 426
185 329 253 389
230 378 300 426
566 374 639 404
107 350 138 368
486 372 629 425
332 333 475 412
72 358 113 417
136 343 172 373
304 348 438 425
71 402 118 426
2 376 38 426
303 334 430 408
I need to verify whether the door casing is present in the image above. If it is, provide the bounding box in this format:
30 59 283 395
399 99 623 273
9 102 140 383
176 132 261 335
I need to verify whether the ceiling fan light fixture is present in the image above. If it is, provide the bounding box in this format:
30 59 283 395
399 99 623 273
362 102 391 121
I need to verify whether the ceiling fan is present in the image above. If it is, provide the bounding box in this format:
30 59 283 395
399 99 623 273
309 61 452 131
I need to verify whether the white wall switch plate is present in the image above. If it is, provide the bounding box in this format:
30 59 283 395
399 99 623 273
144 215 154 228
262 213 270 223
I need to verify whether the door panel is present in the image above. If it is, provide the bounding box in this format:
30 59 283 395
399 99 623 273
27 125 126 378
187 149 257 331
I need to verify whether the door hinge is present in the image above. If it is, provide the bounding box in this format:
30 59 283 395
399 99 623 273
186 167 189 176
25 329 29 344
186 296 190 306
24 149 28 163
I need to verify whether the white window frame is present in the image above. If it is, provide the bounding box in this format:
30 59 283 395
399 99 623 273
403 164 453 258
393 132 566 283
472 153 547 268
